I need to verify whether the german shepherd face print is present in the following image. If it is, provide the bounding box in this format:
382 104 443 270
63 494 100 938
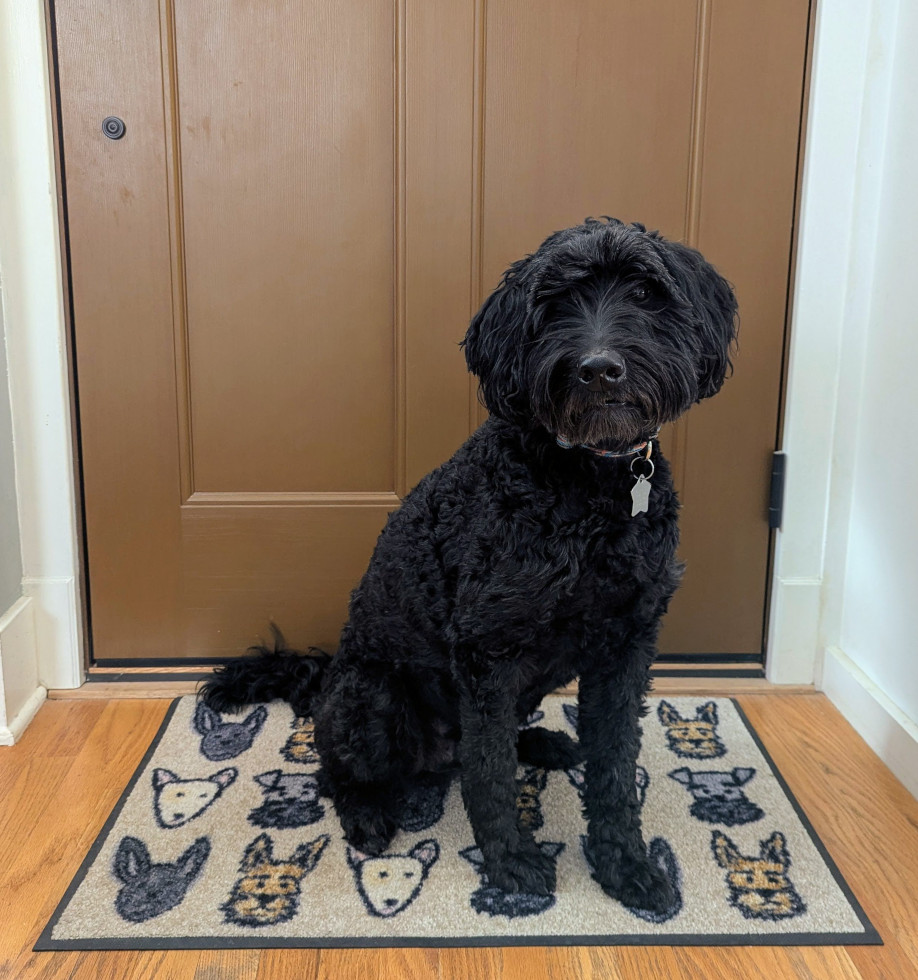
711 830 806 920
282 717 320 765
516 767 548 832
658 701 727 759
222 833 329 927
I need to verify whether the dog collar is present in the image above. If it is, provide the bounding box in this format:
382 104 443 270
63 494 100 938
555 432 658 459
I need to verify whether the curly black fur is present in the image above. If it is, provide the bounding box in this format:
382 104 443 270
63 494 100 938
199 218 737 909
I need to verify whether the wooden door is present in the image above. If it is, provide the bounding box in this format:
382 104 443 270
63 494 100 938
52 0 811 663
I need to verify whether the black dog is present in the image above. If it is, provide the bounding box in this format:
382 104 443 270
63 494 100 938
200 217 736 911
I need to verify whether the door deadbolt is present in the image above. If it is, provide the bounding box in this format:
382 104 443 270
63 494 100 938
102 116 126 140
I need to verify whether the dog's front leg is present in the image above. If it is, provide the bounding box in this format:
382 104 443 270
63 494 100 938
456 657 557 896
578 625 675 912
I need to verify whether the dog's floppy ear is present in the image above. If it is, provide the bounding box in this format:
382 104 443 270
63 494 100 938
461 255 535 423
656 239 738 400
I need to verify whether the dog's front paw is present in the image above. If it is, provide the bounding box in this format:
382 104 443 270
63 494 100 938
589 846 675 913
485 841 557 896
339 810 397 857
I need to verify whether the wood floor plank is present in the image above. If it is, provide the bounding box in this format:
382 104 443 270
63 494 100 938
439 947 503 980
194 949 261 980
785 947 864 980
315 947 438 980
498 947 559 980
254 949 320 980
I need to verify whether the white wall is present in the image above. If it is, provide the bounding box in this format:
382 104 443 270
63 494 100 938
840 0 918 724
801 0 918 799
0 0 81 741
0 302 22 611
0 289 40 747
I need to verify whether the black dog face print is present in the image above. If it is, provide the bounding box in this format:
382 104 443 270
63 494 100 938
579 833 684 924
194 703 267 762
113 836 210 923
394 777 450 834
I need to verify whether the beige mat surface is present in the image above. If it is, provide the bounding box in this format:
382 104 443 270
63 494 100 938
36 695 879 949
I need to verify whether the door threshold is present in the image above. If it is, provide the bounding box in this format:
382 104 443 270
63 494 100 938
49 666 815 700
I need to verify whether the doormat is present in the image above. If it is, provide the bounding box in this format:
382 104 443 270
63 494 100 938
35 696 880 950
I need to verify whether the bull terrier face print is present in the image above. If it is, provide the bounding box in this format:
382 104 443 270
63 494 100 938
152 767 237 828
347 839 440 918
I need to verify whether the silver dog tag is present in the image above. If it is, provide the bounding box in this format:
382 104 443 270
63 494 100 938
631 476 651 516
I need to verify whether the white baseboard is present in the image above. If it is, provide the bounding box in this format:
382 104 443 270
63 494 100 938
821 645 918 801
0 685 47 746
22 576 83 690
0 596 47 745
765 577 821 685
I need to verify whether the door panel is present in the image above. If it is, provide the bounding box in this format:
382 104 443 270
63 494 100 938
175 1 397 492
53 0 811 661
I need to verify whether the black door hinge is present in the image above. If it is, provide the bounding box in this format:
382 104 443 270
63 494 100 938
769 452 786 529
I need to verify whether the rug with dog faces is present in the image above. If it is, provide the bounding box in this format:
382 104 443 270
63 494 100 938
35 696 880 949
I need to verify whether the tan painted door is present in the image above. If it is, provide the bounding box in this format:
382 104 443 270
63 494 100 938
53 0 810 662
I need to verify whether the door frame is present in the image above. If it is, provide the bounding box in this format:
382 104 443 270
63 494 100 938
1 0 873 694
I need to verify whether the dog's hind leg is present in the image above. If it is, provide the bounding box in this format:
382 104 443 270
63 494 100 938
517 727 583 769
313 663 424 856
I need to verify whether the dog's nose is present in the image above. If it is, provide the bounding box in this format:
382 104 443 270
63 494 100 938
577 352 626 390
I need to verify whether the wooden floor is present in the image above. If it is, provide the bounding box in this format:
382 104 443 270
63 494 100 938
3 692 918 980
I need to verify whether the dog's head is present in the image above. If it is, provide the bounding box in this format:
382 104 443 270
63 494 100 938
462 218 737 450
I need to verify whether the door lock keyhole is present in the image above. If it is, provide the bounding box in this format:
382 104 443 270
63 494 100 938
102 116 126 140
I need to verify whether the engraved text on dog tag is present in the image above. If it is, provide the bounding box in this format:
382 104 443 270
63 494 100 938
631 476 651 516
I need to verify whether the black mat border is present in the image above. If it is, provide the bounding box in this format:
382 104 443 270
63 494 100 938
34 696 882 951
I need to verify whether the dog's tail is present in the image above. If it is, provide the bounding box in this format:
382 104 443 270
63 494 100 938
197 624 331 718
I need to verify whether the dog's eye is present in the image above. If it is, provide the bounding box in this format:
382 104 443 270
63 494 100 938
631 283 651 302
